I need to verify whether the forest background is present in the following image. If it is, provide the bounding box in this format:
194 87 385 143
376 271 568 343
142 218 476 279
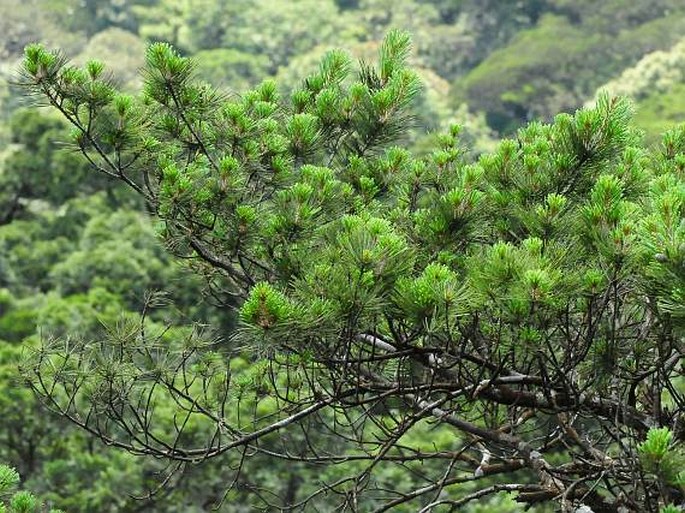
2 0 685 511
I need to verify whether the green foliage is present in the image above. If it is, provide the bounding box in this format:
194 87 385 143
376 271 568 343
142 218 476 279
48 210 168 303
0 108 120 225
7 1 685 510
598 38 685 102
39 451 141 513
0 464 62 513
18 26 685 513
0 465 20 495
459 14 602 132
42 0 145 37
547 0 685 30
0 306 35 344
394 262 462 324
134 0 344 69
73 28 147 91
639 428 685 488
633 84 685 145
193 48 270 92
458 6 685 132
640 427 674 463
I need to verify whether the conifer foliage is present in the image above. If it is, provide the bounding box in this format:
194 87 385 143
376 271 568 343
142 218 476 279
19 31 685 512
0 464 64 513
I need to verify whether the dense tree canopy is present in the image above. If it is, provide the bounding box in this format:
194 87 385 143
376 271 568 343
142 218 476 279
14 29 685 512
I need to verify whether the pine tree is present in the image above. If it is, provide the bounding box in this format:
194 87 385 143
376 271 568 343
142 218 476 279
19 31 685 512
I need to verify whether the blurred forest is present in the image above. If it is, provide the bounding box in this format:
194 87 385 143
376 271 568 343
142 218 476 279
1 0 685 511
